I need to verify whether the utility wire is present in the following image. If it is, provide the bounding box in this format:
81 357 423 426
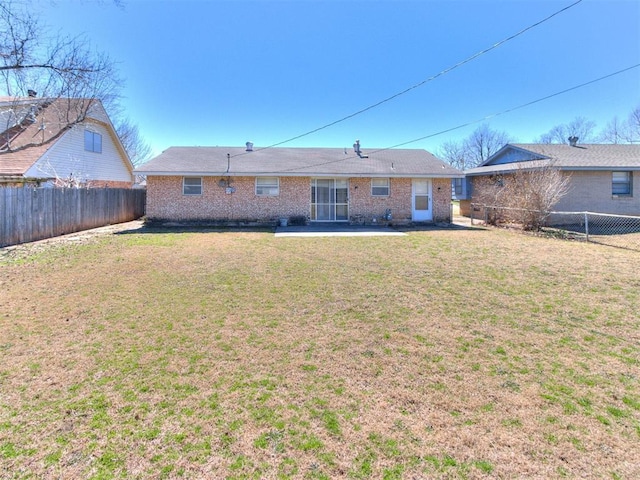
231 0 584 158
261 63 640 174
371 63 640 153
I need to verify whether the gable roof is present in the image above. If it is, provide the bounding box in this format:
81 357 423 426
466 143 640 176
0 96 133 179
135 146 462 178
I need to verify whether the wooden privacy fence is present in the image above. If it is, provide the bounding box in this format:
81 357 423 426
0 187 146 247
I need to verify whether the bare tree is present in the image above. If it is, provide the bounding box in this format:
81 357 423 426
564 116 596 142
464 124 512 166
0 0 121 148
537 125 565 144
437 139 468 170
0 1 152 166
438 124 512 169
0 2 121 100
115 118 153 166
596 104 640 144
35 154 90 188
537 116 597 144
628 105 640 141
598 116 627 144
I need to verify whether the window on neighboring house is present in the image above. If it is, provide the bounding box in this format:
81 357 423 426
183 177 202 195
453 178 463 196
612 171 632 196
256 177 279 196
84 130 102 153
371 178 390 196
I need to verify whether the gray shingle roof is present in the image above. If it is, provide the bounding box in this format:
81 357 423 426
135 146 462 178
465 143 640 175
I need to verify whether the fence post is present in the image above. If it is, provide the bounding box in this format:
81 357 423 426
584 212 589 242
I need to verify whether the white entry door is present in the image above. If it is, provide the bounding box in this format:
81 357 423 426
412 179 433 221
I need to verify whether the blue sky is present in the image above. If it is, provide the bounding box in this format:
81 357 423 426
36 0 640 156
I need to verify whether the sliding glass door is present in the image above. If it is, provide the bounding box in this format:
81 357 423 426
311 178 348 221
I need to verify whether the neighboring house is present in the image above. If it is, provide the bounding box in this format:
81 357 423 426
135 142 463 225
0 95 134 187
451 176 472 215
464 142 640 216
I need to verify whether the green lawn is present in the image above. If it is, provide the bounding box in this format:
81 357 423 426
1 226 638 479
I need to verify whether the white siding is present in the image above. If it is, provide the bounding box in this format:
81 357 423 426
86 102 111 124
24 123 133 184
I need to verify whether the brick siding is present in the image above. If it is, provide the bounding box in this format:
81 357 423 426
470 171 639 216
432 178 453 222
554 171 639 215
146 175 453 224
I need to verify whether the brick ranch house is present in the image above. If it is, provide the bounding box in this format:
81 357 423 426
463 142 640 217
135 142 463 225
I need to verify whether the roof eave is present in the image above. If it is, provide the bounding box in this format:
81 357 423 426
466 165 640 175
480 144 551 167
136 171 463 178
565 166 640 171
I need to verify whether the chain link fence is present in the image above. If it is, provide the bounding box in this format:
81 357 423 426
470 203 640 251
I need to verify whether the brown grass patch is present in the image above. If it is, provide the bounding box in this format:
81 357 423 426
0 226 638 479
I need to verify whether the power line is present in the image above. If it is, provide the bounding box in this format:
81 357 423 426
260 63 640 174
231 0 584 158
372 63 640 153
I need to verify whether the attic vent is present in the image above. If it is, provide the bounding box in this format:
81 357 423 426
353 139 368 158
246 141 254 152
568 136 579 147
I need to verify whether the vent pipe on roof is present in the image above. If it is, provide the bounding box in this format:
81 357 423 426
568 136 579 147
353 139 368 158
246 141 253 152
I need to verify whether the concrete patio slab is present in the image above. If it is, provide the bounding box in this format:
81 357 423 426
275 224 406 237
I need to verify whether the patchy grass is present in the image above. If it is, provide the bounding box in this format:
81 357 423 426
0 226 639 478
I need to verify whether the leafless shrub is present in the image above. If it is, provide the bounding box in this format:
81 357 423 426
473 163 571 230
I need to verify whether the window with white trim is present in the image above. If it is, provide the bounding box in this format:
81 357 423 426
371 178 390 196
183 177 202 195
256 177 279 196
612 171 632 196
84 130 102 153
